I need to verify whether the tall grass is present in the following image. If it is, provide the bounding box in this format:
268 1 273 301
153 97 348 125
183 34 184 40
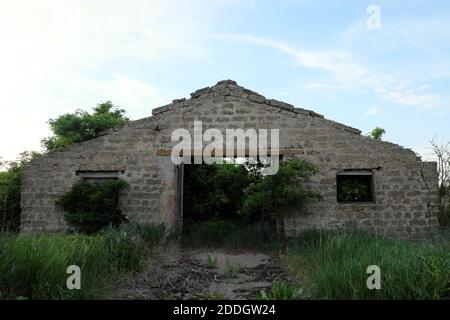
286 230 450 300
0 223 165 300
259 281 303 300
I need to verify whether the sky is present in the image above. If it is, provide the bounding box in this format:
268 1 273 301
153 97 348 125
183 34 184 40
0 0 449 162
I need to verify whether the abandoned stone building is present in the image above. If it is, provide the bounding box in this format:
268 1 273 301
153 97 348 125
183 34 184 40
21 80 440 238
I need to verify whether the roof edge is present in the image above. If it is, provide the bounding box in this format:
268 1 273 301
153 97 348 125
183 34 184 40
151 79 362 135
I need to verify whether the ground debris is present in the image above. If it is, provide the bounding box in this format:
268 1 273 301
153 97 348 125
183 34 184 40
110 245 292 300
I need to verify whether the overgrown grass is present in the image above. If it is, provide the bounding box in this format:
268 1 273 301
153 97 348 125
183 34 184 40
285 230 450 300
259 281 303 300
180 220 283 251
3 219 449 300
0 223 165 300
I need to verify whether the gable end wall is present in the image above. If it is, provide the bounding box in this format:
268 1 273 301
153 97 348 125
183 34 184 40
20 81 440 238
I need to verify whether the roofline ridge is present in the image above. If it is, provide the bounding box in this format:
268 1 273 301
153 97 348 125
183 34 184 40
149 80 363 136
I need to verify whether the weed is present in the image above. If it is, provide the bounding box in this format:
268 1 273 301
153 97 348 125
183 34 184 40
259 281 303 300
224 258 240 277
206 255 218 269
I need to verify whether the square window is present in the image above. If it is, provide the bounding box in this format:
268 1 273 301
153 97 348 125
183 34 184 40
337 171 374 203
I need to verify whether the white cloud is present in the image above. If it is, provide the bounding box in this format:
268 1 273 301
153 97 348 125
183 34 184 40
67 72 169 118
222 33 445 109
418 84 431 91
381 91 442 109
0 1 209 65
0 0 216 160
222 34 368 81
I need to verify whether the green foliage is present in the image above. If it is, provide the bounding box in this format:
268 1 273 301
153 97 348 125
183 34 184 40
0 223 165 299
259 281 303 300
239 160 320 221
368 127 386 140
286 230 450 299
56 179 129 234
121 222 166 251
224 258 239 277
42 101 129 151
337 176 371 202
183 160 319 237
0 152 41 232
183 162 260 224
206 255 218 269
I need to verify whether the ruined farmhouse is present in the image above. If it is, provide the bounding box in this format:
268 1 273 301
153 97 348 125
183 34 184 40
21 80 440 238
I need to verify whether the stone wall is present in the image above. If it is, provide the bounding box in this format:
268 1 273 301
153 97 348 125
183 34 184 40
21 80 440 238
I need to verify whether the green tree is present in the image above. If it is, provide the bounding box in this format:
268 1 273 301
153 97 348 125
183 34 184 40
183 162 260 224
239 160 320 235
0 151 41 232
368 127 386 140
42 101 129 151
1 101 127 230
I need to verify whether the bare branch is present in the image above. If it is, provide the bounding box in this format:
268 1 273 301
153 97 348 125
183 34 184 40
430 135 450 186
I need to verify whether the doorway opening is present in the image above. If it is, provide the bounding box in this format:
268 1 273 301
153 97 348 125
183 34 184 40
177 157 282 247
181 158 261 225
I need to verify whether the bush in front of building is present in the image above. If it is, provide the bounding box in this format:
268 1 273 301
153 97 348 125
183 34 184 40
56 179 128 234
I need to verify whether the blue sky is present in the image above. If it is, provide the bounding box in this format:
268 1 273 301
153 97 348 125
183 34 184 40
1 0 449 161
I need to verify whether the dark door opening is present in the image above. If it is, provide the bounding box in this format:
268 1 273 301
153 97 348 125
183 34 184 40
175 156 290 248
182 160 258 226
177 156 283 229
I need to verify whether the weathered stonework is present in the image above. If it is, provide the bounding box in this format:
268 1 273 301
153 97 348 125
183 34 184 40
21 80 440 238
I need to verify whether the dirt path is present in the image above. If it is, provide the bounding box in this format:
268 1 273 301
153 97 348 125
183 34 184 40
110 244 291 300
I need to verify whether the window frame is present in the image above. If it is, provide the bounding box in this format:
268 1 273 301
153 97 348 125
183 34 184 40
75 170 121 185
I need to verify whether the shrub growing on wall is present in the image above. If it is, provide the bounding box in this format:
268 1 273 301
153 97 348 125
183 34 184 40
56 179 128 234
